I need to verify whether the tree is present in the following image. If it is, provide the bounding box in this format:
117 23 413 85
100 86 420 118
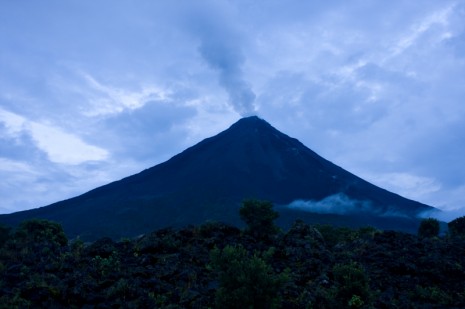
418 218 440 238
239 199 279 239
332 262 372 308
448 216 465 237
0 224 11 248
14 219 68 247
209 245 288 309
9 219 68 265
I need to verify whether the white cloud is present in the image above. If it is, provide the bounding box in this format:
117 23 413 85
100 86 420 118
287 193 409 217
0 157 118 214
0 158 37 175
389 4 455 59
0 108 26 137
288 194 373 215
0 108 108 165
28 122 108 164
80 72 172 117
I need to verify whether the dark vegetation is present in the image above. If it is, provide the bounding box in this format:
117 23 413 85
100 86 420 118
1 201 465 308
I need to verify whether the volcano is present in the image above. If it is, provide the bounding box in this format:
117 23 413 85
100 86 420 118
0 116 436 240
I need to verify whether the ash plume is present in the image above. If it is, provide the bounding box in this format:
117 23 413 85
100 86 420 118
198 38 256 116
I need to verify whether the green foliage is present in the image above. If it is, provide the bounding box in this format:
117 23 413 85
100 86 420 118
1 216 465 307
209 244 288 309
332 262 372 308
448 216 465 237
239 199 279 239
316 225 379 247
414 285 452 305
92 251 121 277
348 294 365 308
0 224 11 248
14 219 68 247
1 219 68 266
418 218 440 238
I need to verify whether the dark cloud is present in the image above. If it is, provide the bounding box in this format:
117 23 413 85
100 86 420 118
101 100 196 162
257 71 388 133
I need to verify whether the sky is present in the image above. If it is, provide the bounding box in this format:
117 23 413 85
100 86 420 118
1 1 465 217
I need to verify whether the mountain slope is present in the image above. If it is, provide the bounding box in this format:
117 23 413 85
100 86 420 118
0 116 436 239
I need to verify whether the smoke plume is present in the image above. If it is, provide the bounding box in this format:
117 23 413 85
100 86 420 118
184 1 256 116
198 38 256 116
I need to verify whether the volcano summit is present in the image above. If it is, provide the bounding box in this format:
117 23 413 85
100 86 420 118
0 116 436 240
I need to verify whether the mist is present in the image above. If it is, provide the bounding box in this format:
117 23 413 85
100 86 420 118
287 193 408 218
419 207 465 223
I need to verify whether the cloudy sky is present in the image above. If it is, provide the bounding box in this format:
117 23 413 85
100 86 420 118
1 0 464 216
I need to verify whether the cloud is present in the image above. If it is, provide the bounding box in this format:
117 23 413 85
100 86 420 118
0 108 108 165
80 73 172 117
28 122 108 165
0 157 118 214
287 193 408 217
100 99 197 162
362 172 441 204
388 4 455 59
420 209 465 223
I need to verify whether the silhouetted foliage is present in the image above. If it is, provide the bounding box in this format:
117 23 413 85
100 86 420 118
448 215 465 237
239 199 279 239
418 218 440 238
0 224 10 248
332 262 372 308
15 219 68 247
1 208 465 308
209 245 288 309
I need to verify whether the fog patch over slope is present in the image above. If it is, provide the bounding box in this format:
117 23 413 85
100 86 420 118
288 193 409 218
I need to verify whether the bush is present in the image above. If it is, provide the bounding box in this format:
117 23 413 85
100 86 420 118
0 224 11 248
418 218 440 238
209 245 288 309
332 262 372 308
14 219 68 247
448 216 465 237
239 199 279 239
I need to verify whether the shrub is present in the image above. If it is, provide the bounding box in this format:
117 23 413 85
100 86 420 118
418 218 440 238
332 262 372 308
448 216 465 237
0 224 11 248
239 199 279 239
209 245 288 309
14 219 67 247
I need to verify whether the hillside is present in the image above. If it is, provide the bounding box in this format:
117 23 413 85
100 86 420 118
0 116 436 240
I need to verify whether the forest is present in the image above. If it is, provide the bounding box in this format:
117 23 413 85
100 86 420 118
1 200 465 308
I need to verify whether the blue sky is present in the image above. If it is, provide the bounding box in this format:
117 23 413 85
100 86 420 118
1 0 465 217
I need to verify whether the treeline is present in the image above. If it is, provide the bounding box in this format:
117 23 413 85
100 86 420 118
1 200 465 308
